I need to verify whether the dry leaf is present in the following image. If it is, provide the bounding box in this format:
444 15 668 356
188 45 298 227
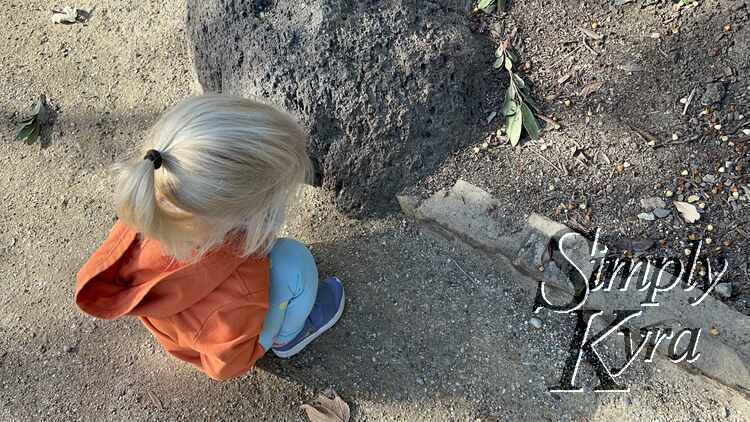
617 64 644 72
674 201 700 223
580 81 603 97
301 389 350 422
51 6 79 24
628 125 661 146
581 28 604 40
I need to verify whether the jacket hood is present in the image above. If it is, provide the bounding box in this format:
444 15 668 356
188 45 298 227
75 221 249 319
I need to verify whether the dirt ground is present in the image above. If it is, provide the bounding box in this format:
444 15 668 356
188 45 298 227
1 1 750 421
414 0 750 315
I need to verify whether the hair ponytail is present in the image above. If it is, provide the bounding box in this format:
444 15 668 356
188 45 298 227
115 157 163 240
114 95 311 261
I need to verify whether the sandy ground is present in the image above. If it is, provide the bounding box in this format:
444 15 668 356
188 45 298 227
1 1 750 421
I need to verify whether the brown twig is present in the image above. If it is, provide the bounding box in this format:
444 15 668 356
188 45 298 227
682 87 696 115
536 113 561 129
451 257 479 283
530 148 565 175
147 391 165 411
582 37 598 56
654 134 701 149
549 45 582 68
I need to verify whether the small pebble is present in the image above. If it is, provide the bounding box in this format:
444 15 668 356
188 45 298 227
715 283 732 299
529 317 543 329
641 197 666 210
638 212 656 221
653 208 671 218
706 224 714 231
703 175 717 184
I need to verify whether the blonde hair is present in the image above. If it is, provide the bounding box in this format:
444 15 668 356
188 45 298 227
115 95 311 261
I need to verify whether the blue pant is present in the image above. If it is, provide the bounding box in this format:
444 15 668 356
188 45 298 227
258 238 318 351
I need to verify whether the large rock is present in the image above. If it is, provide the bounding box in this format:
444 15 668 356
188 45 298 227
186 0 486 215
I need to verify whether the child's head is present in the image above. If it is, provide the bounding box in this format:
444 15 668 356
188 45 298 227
116 95 311 260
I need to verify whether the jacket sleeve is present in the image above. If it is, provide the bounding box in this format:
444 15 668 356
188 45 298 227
192 301 268 381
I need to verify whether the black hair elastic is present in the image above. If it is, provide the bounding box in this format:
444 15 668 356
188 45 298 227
144 149 163 170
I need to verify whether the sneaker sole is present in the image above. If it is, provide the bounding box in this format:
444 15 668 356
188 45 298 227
272 287 345 358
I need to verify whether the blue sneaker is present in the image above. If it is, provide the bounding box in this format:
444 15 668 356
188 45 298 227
272 276 345 358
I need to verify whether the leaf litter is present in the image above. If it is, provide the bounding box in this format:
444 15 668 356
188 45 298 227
674 201 701 223
301 388 350 422
51 6 93 24
15 95 49 145
495 35 542 146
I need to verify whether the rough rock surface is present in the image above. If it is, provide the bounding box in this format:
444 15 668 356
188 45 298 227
186 0 487 215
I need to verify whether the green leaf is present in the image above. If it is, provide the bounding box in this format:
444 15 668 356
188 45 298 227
33 95 49 124
504 56 513 71
507 48 521 64
496 0 507 11
25 123 40 145
477 0 495 12
512 73 526 90
15 95 48 146
493 57 504 69
31 98 42 115
18 116 35 126
507 109 523 146
16 120 39 144
521 103 541 140
502 89 518 116
519 89 541 112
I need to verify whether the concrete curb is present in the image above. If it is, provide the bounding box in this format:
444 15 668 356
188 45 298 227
399 179 750 393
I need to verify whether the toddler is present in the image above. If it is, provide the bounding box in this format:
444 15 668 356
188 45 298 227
75 95 344 380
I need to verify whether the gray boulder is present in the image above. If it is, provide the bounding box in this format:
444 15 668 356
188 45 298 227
186 0 487 215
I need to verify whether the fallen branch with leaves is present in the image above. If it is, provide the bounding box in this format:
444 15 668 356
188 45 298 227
494 37 542 146
15 95 49 145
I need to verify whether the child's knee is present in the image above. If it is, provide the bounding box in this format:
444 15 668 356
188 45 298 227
269 238 318 290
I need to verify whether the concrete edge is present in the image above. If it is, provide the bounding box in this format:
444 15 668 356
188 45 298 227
398 180 750 395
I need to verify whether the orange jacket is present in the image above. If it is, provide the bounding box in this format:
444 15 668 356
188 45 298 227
75 221 269 381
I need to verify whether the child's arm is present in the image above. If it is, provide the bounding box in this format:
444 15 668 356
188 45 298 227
191 300 267 381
